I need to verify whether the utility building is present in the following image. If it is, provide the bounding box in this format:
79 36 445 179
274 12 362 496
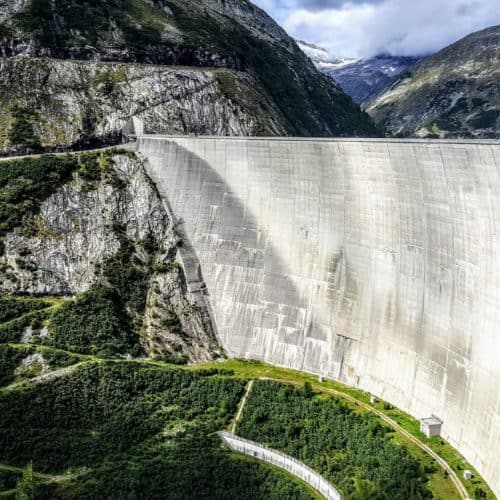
420 416 443 438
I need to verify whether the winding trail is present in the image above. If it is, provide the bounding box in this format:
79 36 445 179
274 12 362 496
0 362 90 394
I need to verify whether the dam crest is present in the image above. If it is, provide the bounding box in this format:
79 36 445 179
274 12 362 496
136 135 500 496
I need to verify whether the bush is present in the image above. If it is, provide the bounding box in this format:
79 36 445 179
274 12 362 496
0 154 78 249
0 344 33 386
48 285 138 357
0 309 52 344
0 362 315 499
0 296 52 325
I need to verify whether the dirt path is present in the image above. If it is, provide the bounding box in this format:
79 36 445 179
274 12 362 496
0 362 89 394
0 144 135 163
230 379 254 434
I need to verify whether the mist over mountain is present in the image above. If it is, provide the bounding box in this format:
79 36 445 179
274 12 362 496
367 24 500 138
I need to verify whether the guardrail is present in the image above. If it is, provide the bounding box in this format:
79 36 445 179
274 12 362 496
218 431 342 500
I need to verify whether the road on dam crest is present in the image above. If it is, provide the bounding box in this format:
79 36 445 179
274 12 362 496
137 135 500 497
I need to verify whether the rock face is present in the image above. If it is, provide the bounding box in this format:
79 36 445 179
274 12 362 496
0 57 283 152
0 152 222 362
138 135 500 497
367 25 500 138
0 0 27 23
0 0 378 154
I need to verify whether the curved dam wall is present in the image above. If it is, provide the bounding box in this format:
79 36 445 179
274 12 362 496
137 135 500 495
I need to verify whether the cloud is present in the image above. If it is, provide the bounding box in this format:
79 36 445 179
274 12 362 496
253 0 500 58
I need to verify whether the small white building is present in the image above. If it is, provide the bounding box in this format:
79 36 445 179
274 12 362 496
463 470 472 480
370 395 378 404
420 416 443 438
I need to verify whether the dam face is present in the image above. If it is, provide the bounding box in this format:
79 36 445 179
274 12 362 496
138 136 500 495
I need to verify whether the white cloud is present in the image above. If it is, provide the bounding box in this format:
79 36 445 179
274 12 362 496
253 0 500 58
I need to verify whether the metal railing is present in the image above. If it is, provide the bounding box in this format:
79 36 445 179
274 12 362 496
218 431 342 500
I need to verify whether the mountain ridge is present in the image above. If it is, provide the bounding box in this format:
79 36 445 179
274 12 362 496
0 0 379 154
297 39 419 104
367 24 500 138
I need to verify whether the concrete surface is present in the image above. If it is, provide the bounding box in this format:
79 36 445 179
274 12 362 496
137 135 500 496
219 431 341 499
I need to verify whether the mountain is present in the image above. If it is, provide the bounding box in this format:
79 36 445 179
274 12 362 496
296 39 358 69
0 0 378 154
297 40 418 103
323 55 420 104
367 25 500 138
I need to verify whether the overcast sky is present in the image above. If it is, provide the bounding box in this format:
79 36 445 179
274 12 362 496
252 0 500 58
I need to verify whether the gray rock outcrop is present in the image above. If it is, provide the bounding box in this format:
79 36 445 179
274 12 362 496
0 152 222 362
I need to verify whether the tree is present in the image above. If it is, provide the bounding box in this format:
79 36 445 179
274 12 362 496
353 477 380 500
302 381 313 398
15 462 37 500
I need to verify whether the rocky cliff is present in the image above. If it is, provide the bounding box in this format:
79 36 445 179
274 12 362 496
0 151 223 362
367 25 500 138
0 0 378 154
0 57 284 152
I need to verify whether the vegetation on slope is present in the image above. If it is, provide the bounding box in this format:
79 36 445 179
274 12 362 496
48 286 140 357
0 296 53 324
0 150 128 251
0 343 82 386
0 154 77 251
367 25 500 138
0 362 316 499
237 380 432 499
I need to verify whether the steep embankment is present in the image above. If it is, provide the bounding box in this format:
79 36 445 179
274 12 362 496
0 151 222 362
367 25 500 138
0 0 378 153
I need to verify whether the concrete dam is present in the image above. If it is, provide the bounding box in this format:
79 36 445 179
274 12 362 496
137 135 500 496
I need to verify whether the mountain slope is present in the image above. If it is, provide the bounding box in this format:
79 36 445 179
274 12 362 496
0 0 378 153
297 40 418 103
367 25 500 138
324 55 420 104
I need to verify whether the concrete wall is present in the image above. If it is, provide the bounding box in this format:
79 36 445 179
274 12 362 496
138 136 500 496
218 431 341 499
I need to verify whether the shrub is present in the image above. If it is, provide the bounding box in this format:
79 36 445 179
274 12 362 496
48 285 138 357
238 380 433 500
